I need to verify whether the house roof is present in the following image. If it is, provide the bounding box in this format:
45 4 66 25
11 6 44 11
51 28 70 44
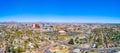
49 47 57 51
73 49 80 52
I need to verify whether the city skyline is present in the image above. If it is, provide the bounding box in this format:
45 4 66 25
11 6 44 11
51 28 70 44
0 0 120 23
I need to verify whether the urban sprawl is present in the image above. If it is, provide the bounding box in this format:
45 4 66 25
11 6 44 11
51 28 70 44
0 22 120 53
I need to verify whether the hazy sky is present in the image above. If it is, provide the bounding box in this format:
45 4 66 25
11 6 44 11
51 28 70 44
0 0 120 23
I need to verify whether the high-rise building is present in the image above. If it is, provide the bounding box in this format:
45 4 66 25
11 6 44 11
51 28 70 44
32 23 40 28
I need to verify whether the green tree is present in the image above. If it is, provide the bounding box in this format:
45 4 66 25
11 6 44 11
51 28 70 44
68 39 74 45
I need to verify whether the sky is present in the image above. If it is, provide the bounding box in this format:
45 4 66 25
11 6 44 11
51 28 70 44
0 0 120 23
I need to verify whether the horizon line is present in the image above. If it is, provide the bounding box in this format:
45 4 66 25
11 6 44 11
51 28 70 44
0 21 120 24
